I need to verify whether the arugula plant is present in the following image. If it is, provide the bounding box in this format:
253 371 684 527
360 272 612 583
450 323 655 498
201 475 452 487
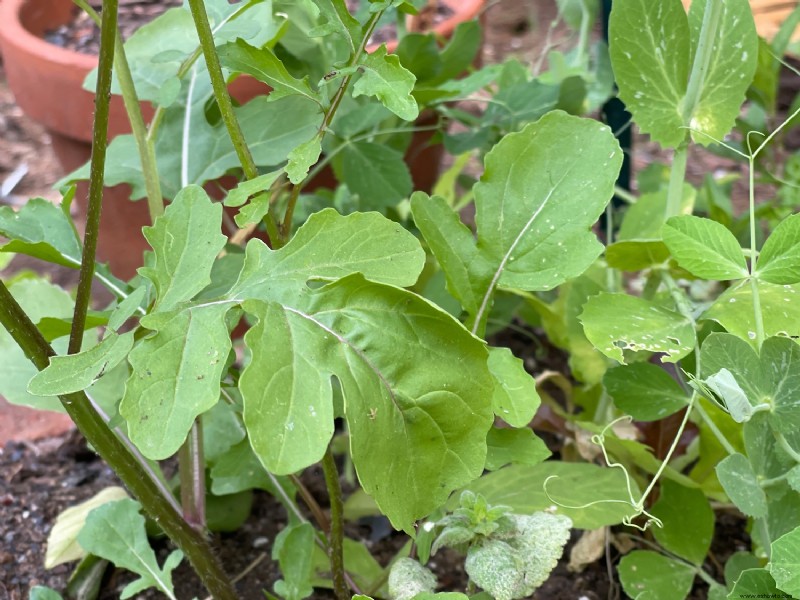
0 0 617 598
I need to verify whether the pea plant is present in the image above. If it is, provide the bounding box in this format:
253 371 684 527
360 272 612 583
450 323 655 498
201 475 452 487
0 0 611 598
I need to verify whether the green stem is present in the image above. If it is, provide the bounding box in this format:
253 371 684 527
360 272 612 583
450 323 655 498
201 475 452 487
179 420 206 530
0 282 237 600
613 185 638 205
185 0 280 245
694 400 737 456
280 9 383 243
321 447 349 600
748 157 766 347
775 431 800 463
289 474 331 533
665 142 688 219
682 0 724 126
67 0 118 355
72 0 163 221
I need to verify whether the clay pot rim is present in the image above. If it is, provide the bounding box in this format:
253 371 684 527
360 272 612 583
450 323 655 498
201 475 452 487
0 0 485 70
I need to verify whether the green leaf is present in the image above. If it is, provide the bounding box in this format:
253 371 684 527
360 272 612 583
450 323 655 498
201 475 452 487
580 293 696 364
77 498 183 599
488 347 540 427
312 0 362 54
240 274 493 530
388 558 437 600
139 186 226 311
273 523 315 600
353 46 419 121
286 136 323 185
761 336 800 436
618 551 696 600
609 0 690 148
485 427 551 471
650 480 713 565
45 487 129 568
728 569 782 599
0 198 81 268
662 215 748 280
716 453 767 518
224 171 283 208
703 281 800 344
686 0 758 146
471 111 621 332
218 39 320 104
458 462 639 529
29 587 63 600
756 213 800 284
120 303 232 460
339 142 412 208
724 552 761 589
311 537 386 595
229 209 425 293
108 287 147 331
0 279 75 411
210 440 276 495
771 526 800 596
28 332 134 396
605 240 671 271
603 362 688 421
410 192 486 315
617 186 695 241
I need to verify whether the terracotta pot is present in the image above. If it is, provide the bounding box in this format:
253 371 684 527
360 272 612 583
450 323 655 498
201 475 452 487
0 0 482 278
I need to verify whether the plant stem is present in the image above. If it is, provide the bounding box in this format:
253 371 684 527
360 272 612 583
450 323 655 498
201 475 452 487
665 142 688 219
289 474 331 532
67 0 118 355
748 157 766 346
0 282 237 600
185 0 281 246
693 400 737 456
71 0 163 221
682 0 724 126
179 419 206 530
280 9 383 243
321 447 349 600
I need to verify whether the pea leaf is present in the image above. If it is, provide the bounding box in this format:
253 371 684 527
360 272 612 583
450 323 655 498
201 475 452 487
29 588 62 600
0 198 81 268
618 551 696 600
580 293 696 364
240 275 493 530
487 347 540 427
703 282 800 344
139 186 227 311
609 0 690 148
728 569 782 599
470 111 621 334
662 215 748 280
603 362 688 421
756 213 800 284
771 526 800 597
458 462 639 529
485 427 551 472
650 480 713 565
218 39 320 105
716 453 767 518
686 0 758 146
353 46 419 121
273 523 315 600
760 336 800 436
28 332 134 396
77 499 183 600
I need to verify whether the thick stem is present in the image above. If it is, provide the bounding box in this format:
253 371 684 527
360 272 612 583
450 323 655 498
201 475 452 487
185 0 281 245
665 143 688 219
321 448 349 600
179 419 206 530
72 0 163 221
67 0 117 355
0 282 237 600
